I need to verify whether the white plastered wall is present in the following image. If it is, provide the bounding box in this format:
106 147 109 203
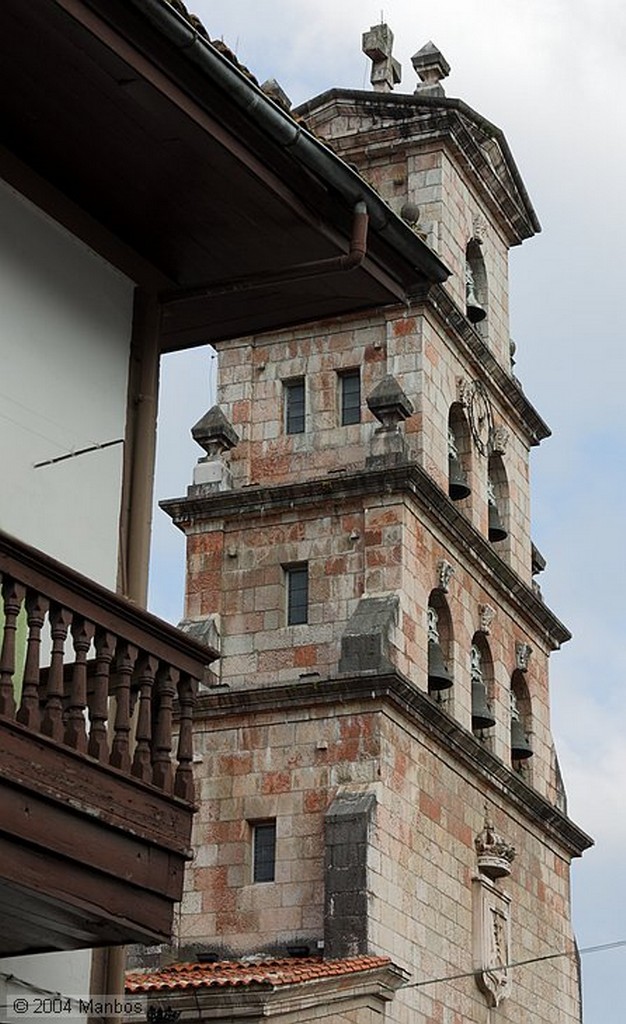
0 178 135 1016
0 178 134 589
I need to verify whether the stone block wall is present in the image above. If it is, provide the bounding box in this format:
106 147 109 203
180 697 581 1024
182 482 552 796
210 305 534 583
370 708 581 1024
214 318 387 490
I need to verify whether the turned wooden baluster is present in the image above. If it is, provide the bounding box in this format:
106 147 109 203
152 664 178 793
174 674 197 802
0 578 26 718
110 640 137 772
16 590 49 729
65 617 95 753
132 653 157 783
41 605 72 742
88 629 116 762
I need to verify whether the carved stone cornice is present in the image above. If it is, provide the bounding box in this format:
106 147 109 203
412 283 550 447
161 462 570 650
295 90 540 245
194 672 594 859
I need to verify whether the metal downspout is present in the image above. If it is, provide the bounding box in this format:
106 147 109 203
124 0 449 284
160 202 369 307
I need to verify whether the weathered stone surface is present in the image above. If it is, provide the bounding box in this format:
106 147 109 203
324 791 375 958
366 374 413 425
339 595 399 674
192 405 239 454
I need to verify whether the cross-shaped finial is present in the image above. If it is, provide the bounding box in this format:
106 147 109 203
362 23 401 93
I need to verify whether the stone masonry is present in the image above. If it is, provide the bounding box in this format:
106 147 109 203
163 29 591 1024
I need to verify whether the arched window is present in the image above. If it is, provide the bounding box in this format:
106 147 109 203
487 453 509 544
427 591 453 701
465 239 488 327
470 635 495 737
448 404 471 502
510 670 533 768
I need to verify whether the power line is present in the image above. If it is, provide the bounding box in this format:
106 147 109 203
406 938 626 989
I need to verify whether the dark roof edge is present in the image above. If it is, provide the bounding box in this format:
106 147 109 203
295 88 541 237
195 674 593 859
121 0 449 285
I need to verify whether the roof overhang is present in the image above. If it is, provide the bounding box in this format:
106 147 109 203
1 0 449 352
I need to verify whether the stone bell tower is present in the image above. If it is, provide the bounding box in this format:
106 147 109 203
163 27 591 1024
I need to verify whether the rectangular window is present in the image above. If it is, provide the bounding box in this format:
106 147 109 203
252 821 276 883
340 369 361 425
286 563 308 625
284 378 305 434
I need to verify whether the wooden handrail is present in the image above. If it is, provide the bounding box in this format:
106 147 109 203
0 529 212 802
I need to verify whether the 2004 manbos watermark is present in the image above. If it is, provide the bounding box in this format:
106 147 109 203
6 995 147 1019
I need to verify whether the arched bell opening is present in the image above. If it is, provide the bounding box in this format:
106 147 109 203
448 404 472 502
465 238 488 330
511 669 533 772
487 453 509 545
470 633 495 741
427 591 454 708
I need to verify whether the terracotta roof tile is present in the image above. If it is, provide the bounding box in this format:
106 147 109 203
126 955 392 993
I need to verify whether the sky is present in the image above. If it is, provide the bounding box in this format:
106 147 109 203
148 3 626 1021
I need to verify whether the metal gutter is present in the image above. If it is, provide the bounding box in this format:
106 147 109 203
121 0 449 285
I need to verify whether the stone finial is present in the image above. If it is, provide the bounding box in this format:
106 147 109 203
190 406 238 493
260 78 292 112
362 23 401 93
412 41 450 97
367 374 413 427
191 405 239 457
515 642 533 673
437 559 455 593
475 811 516 879
366 375 413 466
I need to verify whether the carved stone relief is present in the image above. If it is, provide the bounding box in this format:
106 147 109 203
473 876 512 1008
479 604 495 634
437 559 455 593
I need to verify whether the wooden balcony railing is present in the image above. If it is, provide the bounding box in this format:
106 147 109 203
0 530 214 803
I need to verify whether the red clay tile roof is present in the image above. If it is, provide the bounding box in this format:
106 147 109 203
126 956 392 993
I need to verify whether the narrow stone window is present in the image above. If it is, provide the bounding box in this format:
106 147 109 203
252 821 276 883
285 563 308 625
284 378 305 434
339 369 361 425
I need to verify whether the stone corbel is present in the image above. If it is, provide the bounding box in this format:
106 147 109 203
478 604 495 635
490 424 510 456
437 559 455 593
515 642 533 672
